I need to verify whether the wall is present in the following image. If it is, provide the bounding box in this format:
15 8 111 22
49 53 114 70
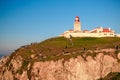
63 32 115 38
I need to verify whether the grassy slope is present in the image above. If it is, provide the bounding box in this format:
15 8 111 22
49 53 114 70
10 37 120 61
4 37 120 74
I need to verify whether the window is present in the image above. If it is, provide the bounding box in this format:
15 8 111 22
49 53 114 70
110 34 113 35
104 33 107 35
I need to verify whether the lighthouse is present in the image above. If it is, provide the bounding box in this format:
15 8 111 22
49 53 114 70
60 16 117 38
74 16 81 32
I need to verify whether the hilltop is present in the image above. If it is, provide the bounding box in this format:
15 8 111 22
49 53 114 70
0 37 120 80
10 37 120 61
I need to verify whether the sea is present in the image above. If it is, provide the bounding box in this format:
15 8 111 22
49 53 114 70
0 54 8 59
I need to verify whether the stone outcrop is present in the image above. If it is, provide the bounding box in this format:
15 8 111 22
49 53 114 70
0 48 120 80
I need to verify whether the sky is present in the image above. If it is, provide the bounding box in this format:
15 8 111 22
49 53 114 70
0 0 120 56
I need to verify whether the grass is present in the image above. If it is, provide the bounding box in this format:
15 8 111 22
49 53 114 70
9 37 120 61
2 37 119 80
3 37 120 78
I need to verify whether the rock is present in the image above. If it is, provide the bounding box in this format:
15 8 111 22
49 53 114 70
0 48 120 80
31 54 36 59
43 56 47 59
30 50 34 53
11 56 23 72
117 52 120 59
20 71 29 80
0 56 9 66
2 70 13 80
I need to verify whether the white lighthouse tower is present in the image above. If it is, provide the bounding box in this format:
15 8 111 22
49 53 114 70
74 16 81 32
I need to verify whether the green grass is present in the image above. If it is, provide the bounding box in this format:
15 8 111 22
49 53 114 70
16 60 29 74
3 37 120 79
9 37 120 61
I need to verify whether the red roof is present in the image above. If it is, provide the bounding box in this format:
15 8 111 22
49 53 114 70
102 28 111 32
83 30 89 32
75 16 80 22
83 30 89 31
76 16 79 18
69 29 73 31
91 30 97 33
69 29 73 32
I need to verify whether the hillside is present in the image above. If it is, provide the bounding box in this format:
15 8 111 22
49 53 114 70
0 37 120 80
10 37 120 61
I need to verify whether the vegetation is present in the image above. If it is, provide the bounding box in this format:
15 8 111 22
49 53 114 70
10 37 120 61
98 72 120 80
3 37 120 78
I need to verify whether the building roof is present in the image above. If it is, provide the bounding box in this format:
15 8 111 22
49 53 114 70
69 29 73 31
102 28 111 32
69 29 73 32
76 16 79 18
91 30 97 33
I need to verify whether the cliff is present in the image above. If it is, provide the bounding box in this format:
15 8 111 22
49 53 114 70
0 37 120 80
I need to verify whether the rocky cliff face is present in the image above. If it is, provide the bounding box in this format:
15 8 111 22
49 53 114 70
0 48 120 80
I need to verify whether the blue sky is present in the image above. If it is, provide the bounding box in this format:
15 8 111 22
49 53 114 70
0 0 120 55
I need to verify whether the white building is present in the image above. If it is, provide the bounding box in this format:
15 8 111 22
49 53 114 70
60 16 119 38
